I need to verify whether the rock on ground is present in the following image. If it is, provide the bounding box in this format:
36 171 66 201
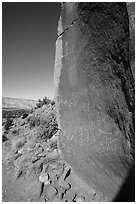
3 133 107 202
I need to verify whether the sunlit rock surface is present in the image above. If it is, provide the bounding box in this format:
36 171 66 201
126 2 135 78
54 2 135 200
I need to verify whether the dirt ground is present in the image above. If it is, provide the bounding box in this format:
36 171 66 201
2 134 108 202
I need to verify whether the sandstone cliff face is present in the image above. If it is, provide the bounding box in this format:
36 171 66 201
54 3 134 200
126 2 135 78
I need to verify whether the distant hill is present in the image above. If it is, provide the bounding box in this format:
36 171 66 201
2 97 38 110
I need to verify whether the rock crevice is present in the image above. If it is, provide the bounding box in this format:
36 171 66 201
58 19 77 38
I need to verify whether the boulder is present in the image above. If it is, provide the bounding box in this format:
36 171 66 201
54 2 134 200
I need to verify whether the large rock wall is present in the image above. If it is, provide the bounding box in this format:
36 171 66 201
126 2 135 78
54 3 134 200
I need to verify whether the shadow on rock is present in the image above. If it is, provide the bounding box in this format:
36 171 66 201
113 162 135 202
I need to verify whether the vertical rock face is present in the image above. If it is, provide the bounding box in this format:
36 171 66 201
126 2 135 78
54 3 134 200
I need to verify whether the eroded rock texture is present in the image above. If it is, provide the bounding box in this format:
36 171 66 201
54 3 135 200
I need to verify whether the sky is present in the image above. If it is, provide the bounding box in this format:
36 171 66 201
2 2 61 100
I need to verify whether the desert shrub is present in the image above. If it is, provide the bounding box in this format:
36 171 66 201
4 118 13 131
51 100 55 106
12 129 19 135
37 112 58 141
27 115 40 129
43 97 52 105
2 134 8 142
36 96 55 108
12 137 26 151
36 99 43 108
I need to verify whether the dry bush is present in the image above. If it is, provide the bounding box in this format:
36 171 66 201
12 129 19 135
2 134 8 142
12 137 26 151
36 112 58 141
27 115 40 129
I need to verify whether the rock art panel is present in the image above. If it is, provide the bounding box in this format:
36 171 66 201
54 3 135 200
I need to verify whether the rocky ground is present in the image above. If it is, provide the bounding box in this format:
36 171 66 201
2 104 107 202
